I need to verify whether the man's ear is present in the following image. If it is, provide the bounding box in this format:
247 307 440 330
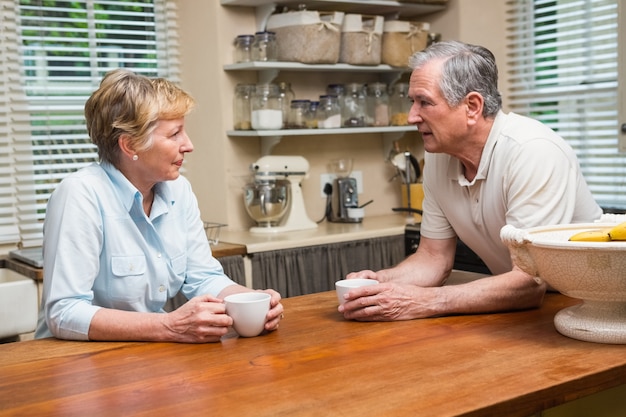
465 92 484 122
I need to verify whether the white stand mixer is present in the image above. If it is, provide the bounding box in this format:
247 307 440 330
247 155 318 234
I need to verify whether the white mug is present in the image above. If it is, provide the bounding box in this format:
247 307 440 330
335 278 379 305
224 292 271 337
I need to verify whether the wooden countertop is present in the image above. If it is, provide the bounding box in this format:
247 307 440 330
209 241 247 258
0 257 43 281
1 292 625 416
220 213 408 253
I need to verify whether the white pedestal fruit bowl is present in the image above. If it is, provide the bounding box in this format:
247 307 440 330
501 218 626 344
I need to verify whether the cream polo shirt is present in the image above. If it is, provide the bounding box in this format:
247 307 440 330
420 111 602 275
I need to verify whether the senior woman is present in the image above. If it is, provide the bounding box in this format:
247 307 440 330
35 69 283 343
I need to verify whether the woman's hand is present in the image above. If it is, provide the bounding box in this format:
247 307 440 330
218 286 284 334
162 294 233 343
259 289 284 332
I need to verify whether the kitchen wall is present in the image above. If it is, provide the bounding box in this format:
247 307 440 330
175 0 508 232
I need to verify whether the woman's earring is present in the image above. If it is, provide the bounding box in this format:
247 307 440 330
132 155 138 161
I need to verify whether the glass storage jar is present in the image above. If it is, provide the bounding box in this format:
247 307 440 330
233 83 254 130
326 84 345 116
342 83 367 127
317 95 341 129
251 83 283 130
278 82 295 129
233 34 254 63
389 82 411 126
287 99 311 129
306 101 319 128
252 31 277 62
366 82 390 126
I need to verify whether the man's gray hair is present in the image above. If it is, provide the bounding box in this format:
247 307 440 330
408 40 502 118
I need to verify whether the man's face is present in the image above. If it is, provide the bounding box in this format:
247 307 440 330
407 59 468 154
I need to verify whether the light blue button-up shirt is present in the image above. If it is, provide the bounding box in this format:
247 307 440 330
35 162 236 340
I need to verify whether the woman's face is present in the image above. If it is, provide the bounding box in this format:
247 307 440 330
134 117 194 188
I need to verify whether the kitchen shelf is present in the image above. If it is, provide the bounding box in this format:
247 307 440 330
227 126 417 155
224 62 409 73
221 0 432 155
224 61 409 83
227 126 415 137
220 0 446 19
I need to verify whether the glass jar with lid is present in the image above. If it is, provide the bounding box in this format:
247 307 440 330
366 82 390 126
252 31 277 62
278 82 295 129
317 95 341 129
342 83 366 127
306 101 319 129
389 82 411 126
233 34 254 63
233 83 254 130
287 99 311 129
326 84 345 115
251 84 283 130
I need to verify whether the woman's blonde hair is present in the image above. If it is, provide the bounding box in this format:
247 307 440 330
84 69 195 164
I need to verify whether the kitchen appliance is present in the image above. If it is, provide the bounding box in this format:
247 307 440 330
327 158 361 223
244 155 317 234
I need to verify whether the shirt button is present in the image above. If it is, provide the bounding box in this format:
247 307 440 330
157 253 162 258
159 285 166 292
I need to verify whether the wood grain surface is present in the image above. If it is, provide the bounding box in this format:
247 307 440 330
1 292 625 417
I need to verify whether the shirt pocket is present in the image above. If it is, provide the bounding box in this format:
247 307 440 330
112 255 147 276
109 255 147 302
170 253 187 276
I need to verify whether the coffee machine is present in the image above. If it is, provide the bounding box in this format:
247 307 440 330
326 158 361 223
243 155 318 234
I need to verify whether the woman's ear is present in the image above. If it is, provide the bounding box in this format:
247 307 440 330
118 134 136 161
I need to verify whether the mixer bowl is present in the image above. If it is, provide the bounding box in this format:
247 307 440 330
243 180 289 227
501 222 626 344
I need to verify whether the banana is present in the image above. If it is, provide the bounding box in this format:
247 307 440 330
568 229 611 242
608 221 626 241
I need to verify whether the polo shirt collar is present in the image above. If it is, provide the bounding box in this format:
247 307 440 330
448 110 507 186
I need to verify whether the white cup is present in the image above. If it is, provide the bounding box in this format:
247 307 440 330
335 278 379 305
224 292 271 337
347 207 365 220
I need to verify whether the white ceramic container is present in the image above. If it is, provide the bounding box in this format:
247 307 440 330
501 222 626 344
0 268 38 339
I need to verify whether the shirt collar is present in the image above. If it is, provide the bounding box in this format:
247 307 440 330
447 110 507 186
100 161 173 216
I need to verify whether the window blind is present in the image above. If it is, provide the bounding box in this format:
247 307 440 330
506 0 625 210
5 0 180 247
0 0 22 243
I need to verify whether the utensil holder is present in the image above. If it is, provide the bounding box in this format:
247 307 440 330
400 183 424 222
